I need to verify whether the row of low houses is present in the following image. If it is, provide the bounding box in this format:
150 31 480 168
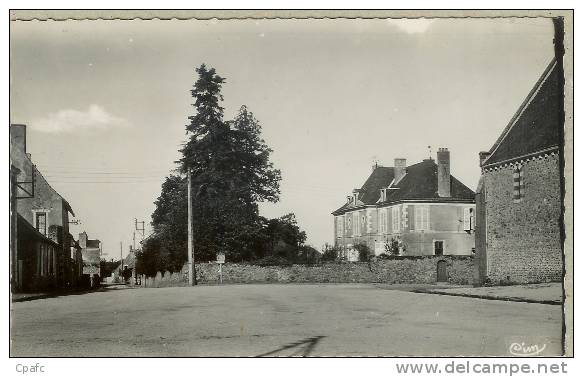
332 57 564 285
10 124 102 292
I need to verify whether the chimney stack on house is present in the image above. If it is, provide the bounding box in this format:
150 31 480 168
437 148 451 197
10 124 27 153
393 158 407 184
78 232 88 249
371 162 384 172
479 151 491 167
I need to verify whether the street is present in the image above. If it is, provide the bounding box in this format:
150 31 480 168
10 284 563 357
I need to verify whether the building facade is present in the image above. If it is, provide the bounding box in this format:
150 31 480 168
332 149 475 260
10 124 77 292
79 231 102 286
474 59 563 285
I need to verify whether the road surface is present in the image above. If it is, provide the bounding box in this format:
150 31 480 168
10 284 563 357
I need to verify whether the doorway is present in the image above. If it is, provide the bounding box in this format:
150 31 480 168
437 260 448 282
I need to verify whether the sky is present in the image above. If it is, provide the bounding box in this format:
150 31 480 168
10 17 555 258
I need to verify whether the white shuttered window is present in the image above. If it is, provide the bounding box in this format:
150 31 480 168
391 206 400 232
415 206 430 231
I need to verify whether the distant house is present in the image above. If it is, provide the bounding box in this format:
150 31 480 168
69 236 84 287
332 148 475 260
79 232 101 284
474 59 563 285
10 124 77 292
114 246 137 283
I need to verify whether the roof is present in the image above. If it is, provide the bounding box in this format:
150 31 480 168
360 166 395 204
17 214 60 248
62 199 75 217
483 59 562 167
333 159 475 214
86 239 101 248
117 251 137 271
10 124 76 217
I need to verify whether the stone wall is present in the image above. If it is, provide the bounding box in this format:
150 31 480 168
140 256 474 287
481 154 563 284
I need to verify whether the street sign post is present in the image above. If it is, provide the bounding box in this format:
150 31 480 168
216 252 225 284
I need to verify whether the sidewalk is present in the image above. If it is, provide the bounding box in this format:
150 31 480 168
414 283 563 305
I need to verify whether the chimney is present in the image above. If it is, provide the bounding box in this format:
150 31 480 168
437 148 451 197
78 232 88 249
394 158 407 184
479 151 491 167
10 124 27 153
371 162 384 172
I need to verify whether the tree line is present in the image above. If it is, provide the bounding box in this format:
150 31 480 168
136 65 317 276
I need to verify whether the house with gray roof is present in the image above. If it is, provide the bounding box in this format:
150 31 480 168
332 148 475 260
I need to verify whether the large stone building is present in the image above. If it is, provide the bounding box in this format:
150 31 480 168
332 149 475 260
10 124 78 291
474 58 563 285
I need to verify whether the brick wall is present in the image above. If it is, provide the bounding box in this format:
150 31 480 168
482 154 562 284
141 256 474 287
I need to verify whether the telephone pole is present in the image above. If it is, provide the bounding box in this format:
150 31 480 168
134 218 145 248
187 168 197 286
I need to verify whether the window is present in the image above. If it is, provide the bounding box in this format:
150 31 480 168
415 206 430 231
48 247 54 275
336 216 344 237
463 207 475 231
35 212 47 236
379 208 388 234
391 206 400 232
378 211 383 234
513 165 525 202
353 212 360 236
434 240 444 256
38 244 47 276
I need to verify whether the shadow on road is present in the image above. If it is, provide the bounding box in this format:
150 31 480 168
11 284 127 303
257 336 326 357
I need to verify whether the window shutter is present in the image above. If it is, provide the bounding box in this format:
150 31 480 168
463 207 471 231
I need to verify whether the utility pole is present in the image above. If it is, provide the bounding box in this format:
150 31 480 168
134 218 145 247
120 241 123 270
187 168 197 286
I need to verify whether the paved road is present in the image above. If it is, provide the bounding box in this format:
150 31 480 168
10 284 563 357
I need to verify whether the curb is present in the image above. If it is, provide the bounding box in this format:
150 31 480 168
411 289 562 305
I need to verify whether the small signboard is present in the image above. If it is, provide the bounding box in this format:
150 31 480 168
216 252 225 264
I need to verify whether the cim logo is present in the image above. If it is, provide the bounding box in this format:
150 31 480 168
509 342 547 356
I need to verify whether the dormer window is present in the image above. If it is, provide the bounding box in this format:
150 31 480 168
353 193 358 204
36 212 47 236
32 209 50 236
